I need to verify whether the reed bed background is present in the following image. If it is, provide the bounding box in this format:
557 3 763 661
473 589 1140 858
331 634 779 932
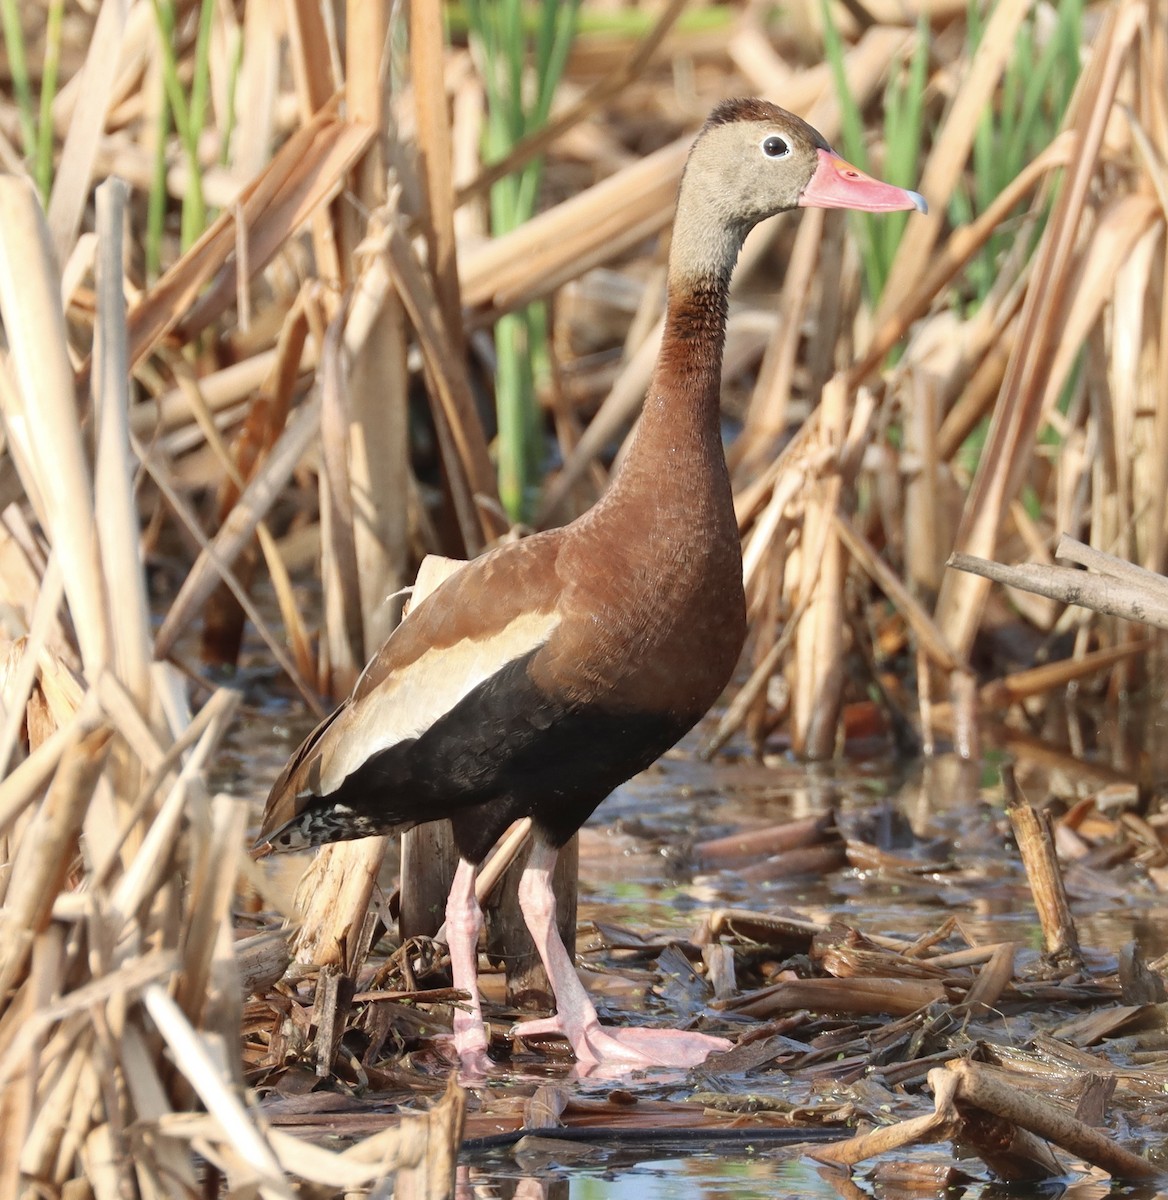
0 0 1165 1192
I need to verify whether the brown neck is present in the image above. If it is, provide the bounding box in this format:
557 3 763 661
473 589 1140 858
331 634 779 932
568 258 745 699
609 267 733 499
644 274 730 435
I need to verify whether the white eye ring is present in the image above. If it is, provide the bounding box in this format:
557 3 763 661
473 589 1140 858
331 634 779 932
761 135 790 158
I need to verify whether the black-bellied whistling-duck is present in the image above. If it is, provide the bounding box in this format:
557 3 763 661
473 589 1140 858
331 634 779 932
258 99 926 1076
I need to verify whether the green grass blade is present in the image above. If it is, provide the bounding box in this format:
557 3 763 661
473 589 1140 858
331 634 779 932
219 22 244 167
503 0 525 146
820 0 871 173
879 21 928 280
150 0 207 249
181 0 215 240
151 0 189 146
466 0 580 519
516 4 578 217
0 0 36 165
34 0 65 203
146 77 172 280
821 0 883 301
495 310 530 519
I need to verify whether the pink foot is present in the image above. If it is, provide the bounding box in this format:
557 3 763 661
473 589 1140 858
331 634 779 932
595 1026 732 1067
432 1031 493 1082
515 844 732 1076
514 1014 731 1071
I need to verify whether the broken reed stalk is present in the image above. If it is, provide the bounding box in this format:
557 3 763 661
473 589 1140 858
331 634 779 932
792 379 847 759
125 98 373 371
1001 763 1082 969
719 975 947 1019
820 1058 1157 1185
376 213 504 550
949 551 1168 625
0 177 108 677
961 941 1017 1018
943 1059 1160 1182
813 1069 965 1169
45 0 128 262
293 829 393 973
319 310 368 687
94 178 152 725
949 537 1168 633
200 299 315 670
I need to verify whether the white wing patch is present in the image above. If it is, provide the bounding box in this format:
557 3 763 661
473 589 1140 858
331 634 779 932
318 608 560 794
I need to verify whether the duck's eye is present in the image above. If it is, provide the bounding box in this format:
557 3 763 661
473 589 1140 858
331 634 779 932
761 135 790 158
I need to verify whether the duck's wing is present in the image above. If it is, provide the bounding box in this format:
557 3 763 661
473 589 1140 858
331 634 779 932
257 531 568 849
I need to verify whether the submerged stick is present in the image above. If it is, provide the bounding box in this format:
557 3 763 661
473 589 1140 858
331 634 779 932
693 813 832 866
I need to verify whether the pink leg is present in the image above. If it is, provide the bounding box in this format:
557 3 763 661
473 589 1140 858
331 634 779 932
513 842 732 1073
442 857 492 1078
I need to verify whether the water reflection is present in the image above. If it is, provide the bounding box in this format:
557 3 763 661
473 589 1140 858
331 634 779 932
568 746 1166 960
456 1153 854 1200
455 1155 1168 1199
454 1153 1168 1199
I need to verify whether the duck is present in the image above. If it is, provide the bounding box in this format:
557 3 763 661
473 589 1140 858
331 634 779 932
257 98 926 1077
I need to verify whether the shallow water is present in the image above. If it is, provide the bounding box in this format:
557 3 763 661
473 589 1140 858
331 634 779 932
455 1154 1145 1200
459 1151 878 1199
229 681 1168 1198
571 743 1168 959
456 1152 1134 1200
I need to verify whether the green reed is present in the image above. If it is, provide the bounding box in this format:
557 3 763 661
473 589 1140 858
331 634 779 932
823 6 929 306
1 0 66 204
465 0 580 523
952 0 1082 304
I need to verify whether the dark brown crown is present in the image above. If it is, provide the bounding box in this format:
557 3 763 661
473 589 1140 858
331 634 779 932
703 98 831 151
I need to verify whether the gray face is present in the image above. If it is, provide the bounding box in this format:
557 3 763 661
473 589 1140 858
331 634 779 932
667 113 828 285
682 117 825 232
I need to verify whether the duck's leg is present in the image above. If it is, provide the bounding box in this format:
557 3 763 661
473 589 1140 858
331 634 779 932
513 841 731 1071
442 857 492 1077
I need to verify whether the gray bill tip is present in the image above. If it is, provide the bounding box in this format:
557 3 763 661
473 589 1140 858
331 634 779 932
908 190 928 214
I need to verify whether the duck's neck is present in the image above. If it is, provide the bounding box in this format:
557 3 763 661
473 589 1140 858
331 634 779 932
646 271 730 435
613 263 734 496
629 180 742 456
574 243 745 629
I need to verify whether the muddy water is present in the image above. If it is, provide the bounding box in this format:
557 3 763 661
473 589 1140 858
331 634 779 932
226 686 1168 1199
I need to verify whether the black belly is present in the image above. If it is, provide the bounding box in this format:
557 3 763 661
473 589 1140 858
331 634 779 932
317 650 691 863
